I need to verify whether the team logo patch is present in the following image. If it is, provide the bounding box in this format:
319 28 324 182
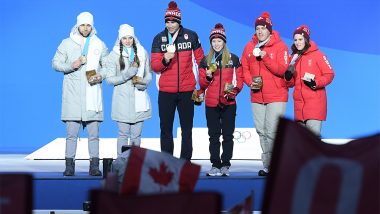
162 37 167 42
184 34 188 40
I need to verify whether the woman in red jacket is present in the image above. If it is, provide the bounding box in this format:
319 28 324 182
284 25 334 137
199 23 244 176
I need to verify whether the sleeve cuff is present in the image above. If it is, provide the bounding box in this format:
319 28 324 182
206 75 213 81
162 57 171 67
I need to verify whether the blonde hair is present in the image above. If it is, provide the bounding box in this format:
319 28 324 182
206 44 230 69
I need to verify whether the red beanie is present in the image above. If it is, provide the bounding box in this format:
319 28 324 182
293 25 310 41
209 23 227 43
255 12 272 34
165 1 181 24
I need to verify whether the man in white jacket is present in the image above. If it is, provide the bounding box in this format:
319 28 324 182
52 12 108 176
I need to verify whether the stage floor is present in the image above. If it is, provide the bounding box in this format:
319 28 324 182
0 154 264 175
1 154 265 213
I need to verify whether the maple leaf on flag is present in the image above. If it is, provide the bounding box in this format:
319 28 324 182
149 162 174 189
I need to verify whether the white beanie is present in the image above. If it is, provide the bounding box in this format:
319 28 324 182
118 24 135 40
77 12 93 26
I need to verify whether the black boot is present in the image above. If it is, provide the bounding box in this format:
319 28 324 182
258 169 269 176
89 157 102 176
63 158 75 176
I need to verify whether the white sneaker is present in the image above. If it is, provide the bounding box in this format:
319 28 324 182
206 167 222 176
220 166 230 176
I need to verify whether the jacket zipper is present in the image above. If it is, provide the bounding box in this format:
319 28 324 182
219 62 222 104
258 55 264 104
176 40 180 93
299 57 306 121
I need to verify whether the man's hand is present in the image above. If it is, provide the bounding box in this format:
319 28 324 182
259 50 266 58
135 83 147 91
89 73 102 84
164 52 175 62
71 59 82 70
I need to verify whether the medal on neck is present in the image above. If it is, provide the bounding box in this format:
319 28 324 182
210 50 223 73
253 36 270 57
125 47 138 67
81 36 91 64
166 30 178 53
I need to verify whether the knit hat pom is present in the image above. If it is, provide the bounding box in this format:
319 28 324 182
215 23 224 29
168 1 177 8
261 11 271 19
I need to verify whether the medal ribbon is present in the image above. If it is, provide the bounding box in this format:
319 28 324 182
255 35 270 48
124 47 135 64
167 29 179 45
211 49 223 64
289 54 299 66
81 36 91 56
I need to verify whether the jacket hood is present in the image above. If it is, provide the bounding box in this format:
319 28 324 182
70 24 97 37
69 24 98 46
304 40 319 55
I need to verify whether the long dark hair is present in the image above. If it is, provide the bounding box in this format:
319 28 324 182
119 38 140 71
291 37 311 55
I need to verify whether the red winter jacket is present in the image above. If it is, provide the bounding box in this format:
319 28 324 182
151 26 204 93
199 53 244 107
285 41 334 121
241 30 289 103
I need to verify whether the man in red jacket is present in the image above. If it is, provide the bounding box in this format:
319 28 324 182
241 12 289 176
151 1 204 160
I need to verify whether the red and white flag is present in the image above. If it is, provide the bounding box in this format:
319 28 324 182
121 146 201 195
228 192 254 214
262 118 380 214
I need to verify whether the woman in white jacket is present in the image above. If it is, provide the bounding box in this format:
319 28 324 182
106 24 152 156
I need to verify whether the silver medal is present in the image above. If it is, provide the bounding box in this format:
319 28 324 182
253 48 261 57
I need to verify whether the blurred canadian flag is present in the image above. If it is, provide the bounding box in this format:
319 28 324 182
228 192 253 214
121 146 201 195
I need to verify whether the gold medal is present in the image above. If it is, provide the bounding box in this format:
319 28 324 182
209 63 217 73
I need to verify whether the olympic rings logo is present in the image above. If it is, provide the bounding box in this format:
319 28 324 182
233 131 252 143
